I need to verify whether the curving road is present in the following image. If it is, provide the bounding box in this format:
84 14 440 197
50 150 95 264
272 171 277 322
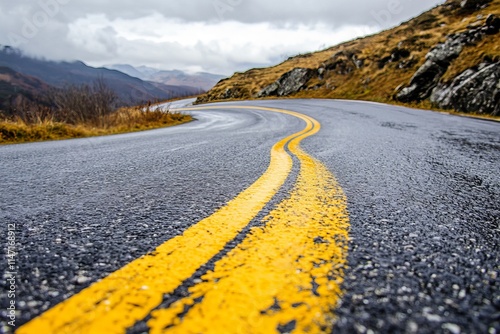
1 99 499 333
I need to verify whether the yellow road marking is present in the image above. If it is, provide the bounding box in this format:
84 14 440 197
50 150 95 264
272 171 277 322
147 114 350 334
17 106 323 334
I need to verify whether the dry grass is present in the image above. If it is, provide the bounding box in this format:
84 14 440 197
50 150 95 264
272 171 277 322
197 0 500 115
0 106 192 144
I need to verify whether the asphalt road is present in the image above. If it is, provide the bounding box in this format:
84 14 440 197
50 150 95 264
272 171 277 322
1 99 499 333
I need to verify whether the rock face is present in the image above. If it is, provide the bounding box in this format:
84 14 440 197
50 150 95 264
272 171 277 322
257 68 315 97
321 51 364 75
485 13 500 34
458 0 493 14
378 48 411 69
431 62 500 116
395 12 500 114
395 36 463 102
443 0 493 15
397 30 484 102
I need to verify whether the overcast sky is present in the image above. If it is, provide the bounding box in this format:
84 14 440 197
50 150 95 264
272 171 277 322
0 0 445 75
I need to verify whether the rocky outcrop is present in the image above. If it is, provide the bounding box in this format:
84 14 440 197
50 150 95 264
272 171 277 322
395 37 462 102
396 33 481 102
430 62 499 116
257 68 315 97
441 0 493 15
458 0 493 14
484 13 500 34
321 51 364 75
378 48 411 69
396 14 499 103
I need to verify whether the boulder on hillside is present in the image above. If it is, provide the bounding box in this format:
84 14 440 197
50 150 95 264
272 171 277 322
485 14 500 34
430 62 500 115
322 51 364 74
257 68 315 97
395 34 467 102
396 15 498 102
443 0 493 14
379 48 411 69
458 0 493 14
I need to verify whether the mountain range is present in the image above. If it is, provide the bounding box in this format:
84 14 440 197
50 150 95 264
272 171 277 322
0 46 223 110
105 64 224 91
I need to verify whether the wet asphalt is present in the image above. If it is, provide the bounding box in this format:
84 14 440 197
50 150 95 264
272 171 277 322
1 99 499 333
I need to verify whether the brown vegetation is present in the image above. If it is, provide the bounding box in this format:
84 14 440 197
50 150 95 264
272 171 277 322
0 106 192 144
0 79 192 144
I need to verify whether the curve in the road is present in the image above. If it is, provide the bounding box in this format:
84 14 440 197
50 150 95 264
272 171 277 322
148 113 349 333
17 106 350 334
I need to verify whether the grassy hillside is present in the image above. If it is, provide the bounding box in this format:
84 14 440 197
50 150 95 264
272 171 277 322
197 0 500 114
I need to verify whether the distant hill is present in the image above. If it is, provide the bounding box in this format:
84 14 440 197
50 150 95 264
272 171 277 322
106 64 145 80
197 0 500 116
106 64 225 91
149 71 225 91
0 66 53 110
0 47 202 105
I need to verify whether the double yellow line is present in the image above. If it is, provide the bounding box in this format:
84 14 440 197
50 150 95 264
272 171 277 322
18 106 349 334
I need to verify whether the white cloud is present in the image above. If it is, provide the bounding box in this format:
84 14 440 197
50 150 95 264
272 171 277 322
0 0 446 74
67 16 119 56
64 14 376 74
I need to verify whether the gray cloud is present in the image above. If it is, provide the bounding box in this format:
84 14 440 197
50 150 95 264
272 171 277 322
0 0 445 74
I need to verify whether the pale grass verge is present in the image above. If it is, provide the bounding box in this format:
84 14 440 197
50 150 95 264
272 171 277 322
0 107 192 144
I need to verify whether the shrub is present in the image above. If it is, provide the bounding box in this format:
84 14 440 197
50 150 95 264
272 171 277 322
49 77 117 126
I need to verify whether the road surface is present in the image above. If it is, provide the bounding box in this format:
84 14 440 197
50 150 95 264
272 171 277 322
1 99 499 333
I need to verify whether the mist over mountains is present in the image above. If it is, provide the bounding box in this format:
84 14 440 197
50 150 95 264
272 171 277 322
105 64 224 91
0 46 223 109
